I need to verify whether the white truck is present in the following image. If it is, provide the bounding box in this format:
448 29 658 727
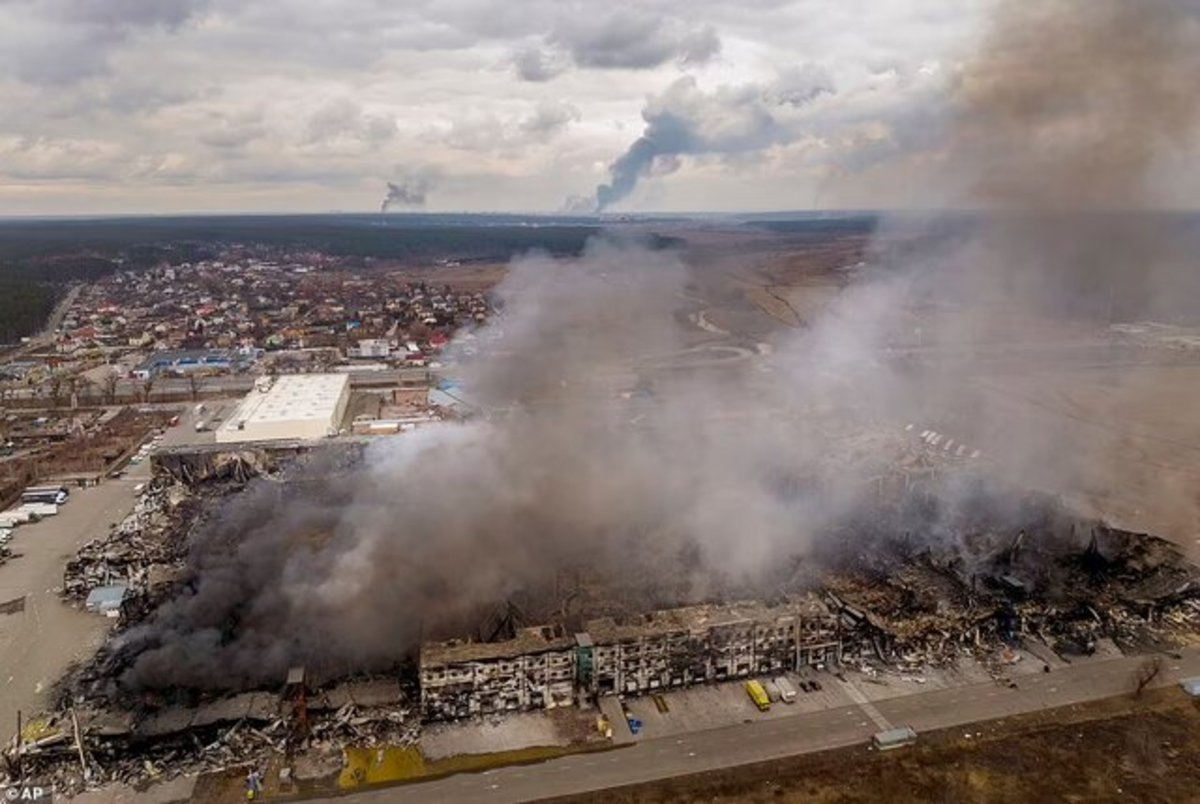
773 676 798 703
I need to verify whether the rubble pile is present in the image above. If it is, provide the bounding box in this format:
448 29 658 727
308 703 419 748
152 449 274 487
824 520 1200 674
61 484 194 602
4 677 418 795
62 448 278 608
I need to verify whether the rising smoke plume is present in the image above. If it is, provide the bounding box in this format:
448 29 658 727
119 234 889 690
590 68 834 211
118 0 1200 691
380 174 433 213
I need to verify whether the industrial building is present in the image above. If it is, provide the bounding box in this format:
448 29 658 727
215 374 350 443
419 596 842 721
131 349 239 379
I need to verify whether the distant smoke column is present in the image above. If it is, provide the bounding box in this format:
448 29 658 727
589 69 832 212
381 177 432 214
596 136 672 211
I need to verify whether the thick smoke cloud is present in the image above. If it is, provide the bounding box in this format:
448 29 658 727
119 235 892 690
861 0 1200 537
380 174 433 213
117 0 1200 691
591 69 834 211
896 0 1200 322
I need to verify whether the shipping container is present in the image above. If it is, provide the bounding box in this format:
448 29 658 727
873 727 918 751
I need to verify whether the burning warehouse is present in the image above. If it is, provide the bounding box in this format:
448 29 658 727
419 595 842 721
11 440 1200 795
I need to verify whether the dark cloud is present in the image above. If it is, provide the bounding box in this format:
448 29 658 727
2 0 211 85
511 46 567 82
52 0 211 30
551 13 721 70
509 10 722 82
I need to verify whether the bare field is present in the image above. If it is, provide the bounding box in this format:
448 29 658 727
541 688 1200 804
667 225 1200 561
385 261 509 292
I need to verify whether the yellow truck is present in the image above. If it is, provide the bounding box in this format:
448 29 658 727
745 679 771 711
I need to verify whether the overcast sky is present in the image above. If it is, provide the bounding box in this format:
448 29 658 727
0 0 1194 215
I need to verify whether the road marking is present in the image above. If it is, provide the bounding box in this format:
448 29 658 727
837 678 893 732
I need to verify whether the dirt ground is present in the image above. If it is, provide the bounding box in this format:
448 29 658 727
542 688 1200 804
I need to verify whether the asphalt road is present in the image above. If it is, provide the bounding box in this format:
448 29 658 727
335 647 1200 804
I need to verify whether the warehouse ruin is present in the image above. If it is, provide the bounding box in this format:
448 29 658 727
9 438 1200 794
419 596 842 720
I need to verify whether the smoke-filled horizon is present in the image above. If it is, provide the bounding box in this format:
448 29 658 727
116 0 1200 691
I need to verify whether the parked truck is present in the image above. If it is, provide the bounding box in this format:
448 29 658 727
773 676 798 703
745 679 771 712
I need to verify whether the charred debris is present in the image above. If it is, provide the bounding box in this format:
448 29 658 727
5 452 1200 793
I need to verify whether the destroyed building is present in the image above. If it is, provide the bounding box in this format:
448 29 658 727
419 595 842 721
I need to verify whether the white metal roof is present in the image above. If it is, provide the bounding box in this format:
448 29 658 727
222 374 348 428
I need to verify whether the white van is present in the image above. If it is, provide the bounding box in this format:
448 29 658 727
773 676 798 703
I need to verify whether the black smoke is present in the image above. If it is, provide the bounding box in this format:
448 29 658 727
380 175 432 213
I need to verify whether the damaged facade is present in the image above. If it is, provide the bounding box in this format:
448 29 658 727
419 596 842 721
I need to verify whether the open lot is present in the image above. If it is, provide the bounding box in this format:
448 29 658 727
0 479 142 723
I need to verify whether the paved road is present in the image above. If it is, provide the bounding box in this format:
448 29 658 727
0 479 141 726
334 648 1200 804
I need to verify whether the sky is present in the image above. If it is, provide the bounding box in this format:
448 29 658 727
0 0 1195 215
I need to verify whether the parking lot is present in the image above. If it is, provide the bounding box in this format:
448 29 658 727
0 479 143 723
618 671 852 740
0 400 242 725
